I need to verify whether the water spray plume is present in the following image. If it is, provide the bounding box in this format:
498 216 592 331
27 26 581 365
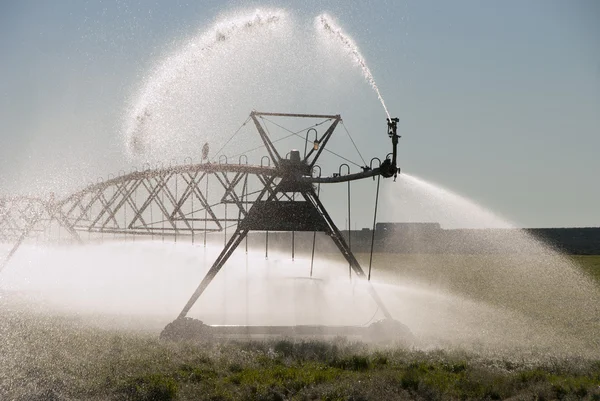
123 9 288 158
315 13 392 120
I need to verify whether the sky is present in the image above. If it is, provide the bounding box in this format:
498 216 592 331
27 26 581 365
0 0 599 228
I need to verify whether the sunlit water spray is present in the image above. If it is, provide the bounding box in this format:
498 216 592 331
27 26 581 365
315 13 392 120
123 8 291 159
380 172 600 352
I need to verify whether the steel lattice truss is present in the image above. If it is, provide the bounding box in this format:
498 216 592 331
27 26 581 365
57 164 279 236
0 164 282 270
0 197 49 242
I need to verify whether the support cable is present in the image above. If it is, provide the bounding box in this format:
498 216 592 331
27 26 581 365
231 120 329 159
210 117 251 162
341 121 367 167
262 117 363 168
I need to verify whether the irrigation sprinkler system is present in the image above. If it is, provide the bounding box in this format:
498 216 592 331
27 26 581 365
0 111 412 342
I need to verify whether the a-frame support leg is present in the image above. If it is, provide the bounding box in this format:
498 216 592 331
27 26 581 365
0 214 42 274
1 199 83 275
178 227 249 318
1 233 30 274
303 190 392 319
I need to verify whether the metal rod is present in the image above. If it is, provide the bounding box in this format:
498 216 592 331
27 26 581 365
348 179 351 280
244 174 248 253
368 174 381 281
132 187 136 242
292 192 295 261
174 173 178 243
150 190 154 241
252 111 340 119
265 231 269 259
124 190 127 243
191 175 194 245
204 174 208 248
310 168 321 278
310 231 317 277
161 175 165 243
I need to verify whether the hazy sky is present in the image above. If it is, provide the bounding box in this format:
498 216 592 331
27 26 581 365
0 0 598 228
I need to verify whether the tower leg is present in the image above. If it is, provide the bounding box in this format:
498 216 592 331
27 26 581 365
178 227 249 318
0 214 41 274
303 190 392 319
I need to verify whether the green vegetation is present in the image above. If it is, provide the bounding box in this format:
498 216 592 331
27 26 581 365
1 309 599 400
573 255 600 282
352 252 600 286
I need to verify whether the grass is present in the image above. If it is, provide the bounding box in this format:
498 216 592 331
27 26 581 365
572 255 600 282
352 252 600 285
1 308 600 400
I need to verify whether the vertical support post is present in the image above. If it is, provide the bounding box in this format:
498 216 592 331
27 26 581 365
310 178 321 278
310 232 316 277
224 204 227 246
265 231 269 259
223 202 227 324
191 175 194 245
161 175 165 243
174 173 178 243
291 192 295 261
347 180 351 280
204 174 208 248
368 174 381 281
244 174 248 254
132 187 136 243
124 193 127 243
150 189 154 241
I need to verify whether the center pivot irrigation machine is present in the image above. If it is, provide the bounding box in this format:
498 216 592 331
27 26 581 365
0 111 412 343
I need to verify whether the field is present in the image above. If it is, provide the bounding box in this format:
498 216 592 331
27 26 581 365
1 310 600 401
0 255 599 400
574 255 600 282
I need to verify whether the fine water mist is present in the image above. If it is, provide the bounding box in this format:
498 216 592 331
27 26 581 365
379 173 600 353
2 235 598 356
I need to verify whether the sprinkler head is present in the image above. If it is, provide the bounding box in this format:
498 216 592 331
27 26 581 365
387 117 399 138
380 158 397 178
